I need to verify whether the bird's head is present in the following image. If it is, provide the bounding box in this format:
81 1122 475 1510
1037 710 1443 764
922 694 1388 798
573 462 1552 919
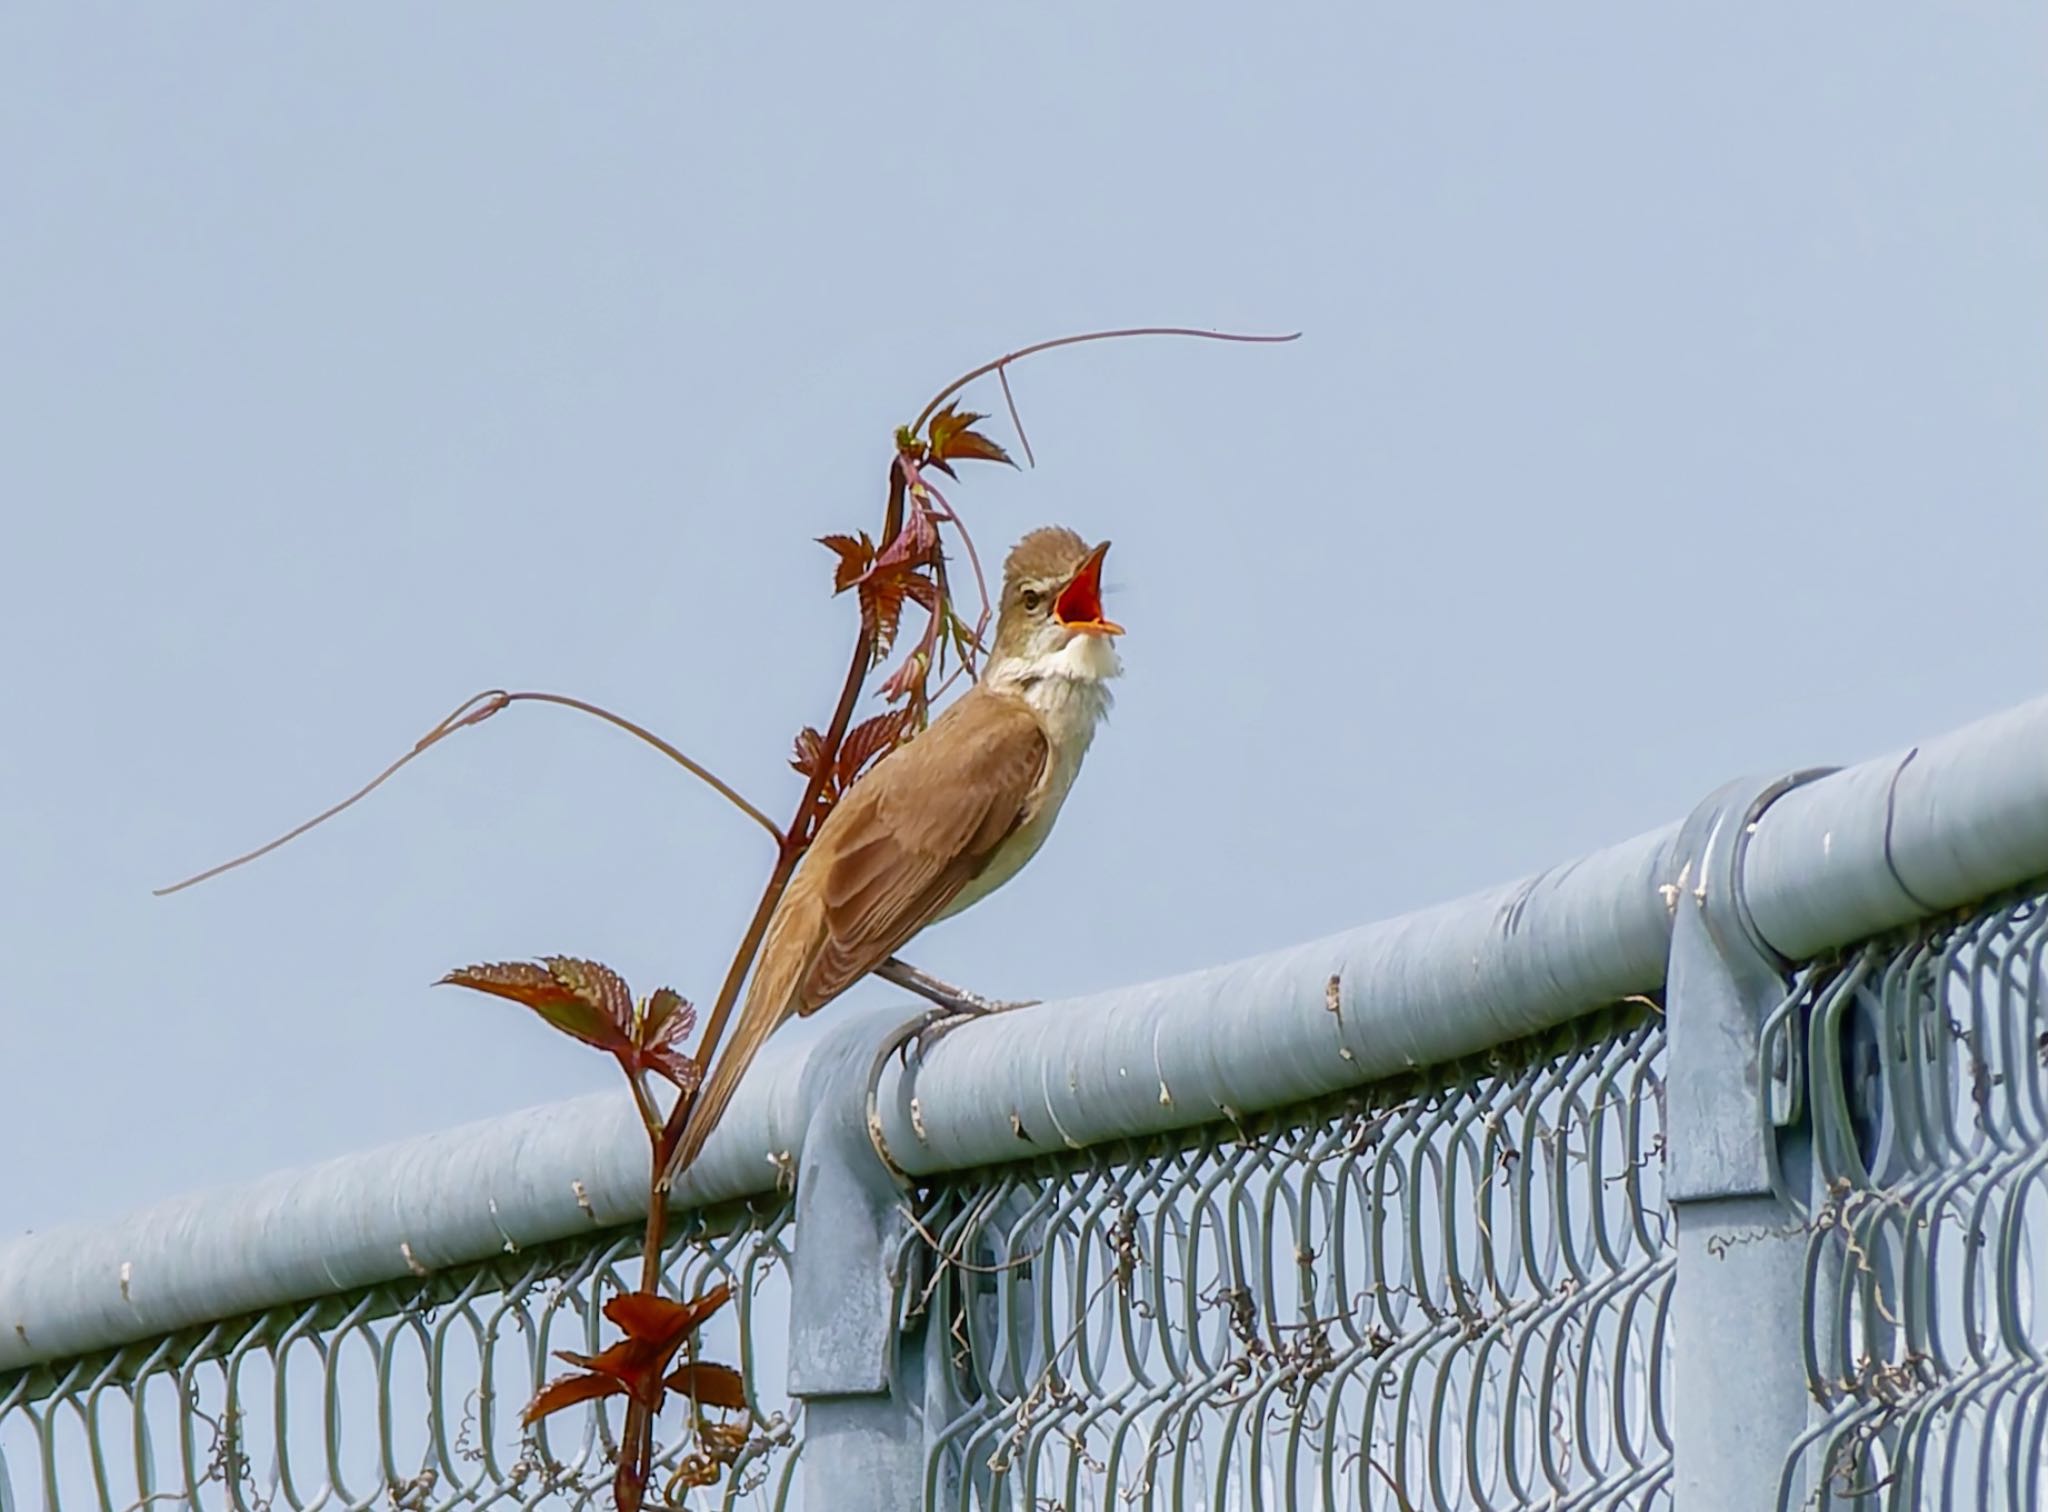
985 526 1124 683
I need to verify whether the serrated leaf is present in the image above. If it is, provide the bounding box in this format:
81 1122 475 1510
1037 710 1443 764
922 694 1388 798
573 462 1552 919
836 709 913 791
641 986 695 1045
521 1372 617 1423
644 1046 702 1093
925 403 982 446
924 402 1015 476
868 501 939 576
938 429 1013 470
543 956 633 1031
789 725 827 779
866 579 906 661
859 565 937 663
604 1286 731 1340
877 650 929 705
664 1362 748 1412
440 960 630 1055
817 532 874 593
521 1283 735 1425
638 987 701 1091
849 505 944 665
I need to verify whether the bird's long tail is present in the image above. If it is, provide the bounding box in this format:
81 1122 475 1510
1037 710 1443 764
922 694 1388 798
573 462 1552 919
658 892 819 1192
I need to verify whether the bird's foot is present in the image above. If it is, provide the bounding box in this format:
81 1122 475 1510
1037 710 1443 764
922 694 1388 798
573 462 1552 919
899 997 1039 1064
877 957 1036 1017
877 958 1037 1064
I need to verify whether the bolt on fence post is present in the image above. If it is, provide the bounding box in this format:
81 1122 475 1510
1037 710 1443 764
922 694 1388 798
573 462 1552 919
1665 774 1834 1512
783 1011 931 1511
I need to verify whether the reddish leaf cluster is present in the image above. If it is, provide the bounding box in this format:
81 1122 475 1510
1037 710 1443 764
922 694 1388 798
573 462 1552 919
524 1284 745 1423
789 707 914 808
440 958 700 1091
789 405 1018 833
920 402 1014 477
816 530 875 593
818 525 938 664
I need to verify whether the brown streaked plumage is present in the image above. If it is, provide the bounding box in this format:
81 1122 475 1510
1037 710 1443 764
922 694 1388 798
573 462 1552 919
660 526 1123 1187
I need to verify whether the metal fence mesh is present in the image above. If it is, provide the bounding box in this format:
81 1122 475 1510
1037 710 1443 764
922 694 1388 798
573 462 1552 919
1783 885 2048 1512
912 1002 1672 1511
11 886 2048 1511
0 1202 800 1511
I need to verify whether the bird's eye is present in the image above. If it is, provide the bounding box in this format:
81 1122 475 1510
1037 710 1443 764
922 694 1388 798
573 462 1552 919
1021 589 1042 612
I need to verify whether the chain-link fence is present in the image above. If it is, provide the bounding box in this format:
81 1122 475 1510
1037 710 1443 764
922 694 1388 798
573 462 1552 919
1781 886 2048 1511
2 1011 1678 1512
5 695 2047 1511
0 1204 802 1511
914 1003 1669 1510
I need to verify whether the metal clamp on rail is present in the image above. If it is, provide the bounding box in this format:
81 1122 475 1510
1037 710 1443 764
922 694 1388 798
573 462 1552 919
1666 769 1836 1204
1665 768 1835 1512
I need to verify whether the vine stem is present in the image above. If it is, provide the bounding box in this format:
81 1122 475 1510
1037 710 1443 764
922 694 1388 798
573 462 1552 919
660 459 909 1145
154 691 780 898
912 324 1299 435
505 693 782 840
153 691 506 896
615 459 911 1511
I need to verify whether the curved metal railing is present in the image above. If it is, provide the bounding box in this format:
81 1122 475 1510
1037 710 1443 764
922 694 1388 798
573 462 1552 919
4 693 2046 1510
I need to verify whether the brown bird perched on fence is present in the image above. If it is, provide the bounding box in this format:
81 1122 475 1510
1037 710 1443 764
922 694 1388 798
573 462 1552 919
659 526 1124 1189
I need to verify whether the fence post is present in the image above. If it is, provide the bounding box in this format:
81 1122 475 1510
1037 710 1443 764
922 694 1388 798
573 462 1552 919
783 1011 929 1510
1665 773 1832 1512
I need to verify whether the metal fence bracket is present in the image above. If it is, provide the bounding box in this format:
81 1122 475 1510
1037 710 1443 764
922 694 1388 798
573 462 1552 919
1667 770 1833 1512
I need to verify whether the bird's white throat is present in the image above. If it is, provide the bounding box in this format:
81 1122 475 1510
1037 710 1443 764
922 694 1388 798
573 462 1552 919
986 631 1121 759
934 631 1119 926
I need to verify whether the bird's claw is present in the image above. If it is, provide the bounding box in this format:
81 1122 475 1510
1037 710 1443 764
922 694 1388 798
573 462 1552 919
899 1008 973 1065
896 997 1039 1066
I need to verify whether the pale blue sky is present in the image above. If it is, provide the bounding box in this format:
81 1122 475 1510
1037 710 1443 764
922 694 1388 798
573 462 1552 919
3 4 2042 1237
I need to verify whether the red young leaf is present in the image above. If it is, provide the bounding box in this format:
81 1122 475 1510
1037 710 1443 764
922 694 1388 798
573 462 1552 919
817 532 875 593
544 956 633 1030
923 402 979 453
835 709 913 791
868 499 939 576
860 570 912 662
859 560 940 665
522 1283 735 1425
903 562 941 613
440 959 632 1056
664 1362 748 1412
640 986 695 1043
789 725 828 780
936 429 1013 472
604 1285 731 1340
923 402 1014 477
846 506 944 664
545 1336 664 1410
443 958 691 1089
521 1371 619 1423
877 650 929 705
637 987 701 1091
643 1046 701 1092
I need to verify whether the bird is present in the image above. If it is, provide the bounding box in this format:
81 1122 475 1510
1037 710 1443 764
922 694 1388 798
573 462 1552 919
659 525 1124 1189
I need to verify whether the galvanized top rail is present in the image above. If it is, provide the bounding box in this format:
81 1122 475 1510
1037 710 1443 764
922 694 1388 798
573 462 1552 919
5 693 2046 1376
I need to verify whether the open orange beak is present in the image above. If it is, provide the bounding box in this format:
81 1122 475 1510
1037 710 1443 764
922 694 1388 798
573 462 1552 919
1052 541 1124 637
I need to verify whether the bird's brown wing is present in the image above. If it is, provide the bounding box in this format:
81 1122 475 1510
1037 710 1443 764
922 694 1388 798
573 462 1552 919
797 689 1050 1012
658 689 1048 1193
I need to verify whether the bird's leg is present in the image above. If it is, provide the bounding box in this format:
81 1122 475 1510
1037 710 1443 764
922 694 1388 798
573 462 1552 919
877 957 1036 1016
877 957 1038 1063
